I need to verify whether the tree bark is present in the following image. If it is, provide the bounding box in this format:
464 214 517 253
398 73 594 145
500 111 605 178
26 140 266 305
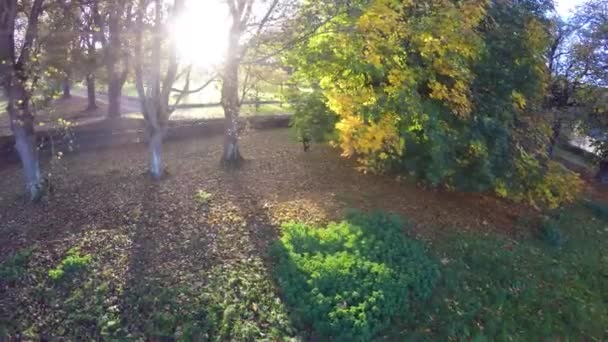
8 87 43 201
548 117 562 159
597 161 608 184
1 0 45 201
220 22 244 166
61 75 71 99
107 76 122 118
149 128 164 179
86 73 97 110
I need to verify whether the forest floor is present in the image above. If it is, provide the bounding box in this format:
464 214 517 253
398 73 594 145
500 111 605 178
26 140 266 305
0 129 606 339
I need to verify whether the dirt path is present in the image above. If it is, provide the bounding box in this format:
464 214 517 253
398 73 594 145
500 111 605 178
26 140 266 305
71 89 141 114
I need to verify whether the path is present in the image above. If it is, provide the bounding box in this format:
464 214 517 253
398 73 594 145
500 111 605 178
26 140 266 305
71 89 142 114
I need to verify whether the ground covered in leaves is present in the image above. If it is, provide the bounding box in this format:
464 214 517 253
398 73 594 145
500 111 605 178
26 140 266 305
0 129 606 340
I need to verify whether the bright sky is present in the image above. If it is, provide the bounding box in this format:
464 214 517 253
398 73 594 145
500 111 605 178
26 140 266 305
556 0 587 17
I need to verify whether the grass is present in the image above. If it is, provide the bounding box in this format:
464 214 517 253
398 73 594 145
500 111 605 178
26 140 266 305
395 204 608 340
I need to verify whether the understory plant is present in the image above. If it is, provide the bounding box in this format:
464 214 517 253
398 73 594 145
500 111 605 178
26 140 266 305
272 211 439 341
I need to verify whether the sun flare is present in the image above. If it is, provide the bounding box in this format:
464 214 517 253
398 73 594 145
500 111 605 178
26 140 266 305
173 1 229 68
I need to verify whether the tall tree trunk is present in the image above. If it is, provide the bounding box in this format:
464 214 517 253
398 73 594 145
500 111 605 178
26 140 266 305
8 87 43 201
61 75 71 99
149 127 164 179
86 73 97 110
597 161 608 184
548 117 562 159
220 30 243 166
107 76 122 118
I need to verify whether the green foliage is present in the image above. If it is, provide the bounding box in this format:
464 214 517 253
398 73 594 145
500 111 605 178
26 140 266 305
48 247 92 281
583 199 608 221
0 247 34 283
287 0 580 207
539 217 567 248
287 88 337 143
125 259 295 341
194 190 213 204
507 159 583 209
199 260 295 341
400 206 608 340
272 211 439 341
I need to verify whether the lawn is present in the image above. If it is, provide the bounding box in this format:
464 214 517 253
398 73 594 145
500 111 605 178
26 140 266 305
0 129 606 340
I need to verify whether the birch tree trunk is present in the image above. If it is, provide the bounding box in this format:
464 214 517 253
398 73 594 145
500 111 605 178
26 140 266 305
149 127 164 179
220 20 244 166
9 85 43 201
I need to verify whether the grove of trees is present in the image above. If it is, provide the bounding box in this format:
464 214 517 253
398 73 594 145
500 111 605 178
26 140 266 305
0 0 607 206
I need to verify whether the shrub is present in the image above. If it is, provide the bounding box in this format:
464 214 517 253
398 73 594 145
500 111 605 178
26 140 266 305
272 211 439 341
194 190 213 204
48 247 92 281
0 247 34 283
510 160 584 209
539 217 567 248
287 88 337 145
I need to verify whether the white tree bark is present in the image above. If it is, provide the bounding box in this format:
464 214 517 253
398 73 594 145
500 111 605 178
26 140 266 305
149 129 164 179
13 123 42 200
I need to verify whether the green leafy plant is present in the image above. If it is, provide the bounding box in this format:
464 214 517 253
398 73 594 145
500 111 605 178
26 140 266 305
48 247 92 281
200 260 295 341
123 259 295 340
539 218 567 248
194 190 213 205
0 247 34 283
272 211 439 341
287 88 337 146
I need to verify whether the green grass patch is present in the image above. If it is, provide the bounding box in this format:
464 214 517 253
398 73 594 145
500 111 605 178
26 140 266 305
583 199 608 221
272 211 439 341
398 204 608 340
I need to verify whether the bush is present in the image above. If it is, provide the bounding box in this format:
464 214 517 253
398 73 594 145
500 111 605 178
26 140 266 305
48 247 92 281
539 217 567 248
287 88 337 145
509 159 584 209
194 190 213 205
0 247 34 284
272 211 439 341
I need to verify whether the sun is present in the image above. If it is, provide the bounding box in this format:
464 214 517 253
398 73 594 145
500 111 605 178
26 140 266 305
172 0 229 69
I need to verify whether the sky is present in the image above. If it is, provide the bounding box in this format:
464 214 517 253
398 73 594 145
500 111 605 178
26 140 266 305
556 0 587 17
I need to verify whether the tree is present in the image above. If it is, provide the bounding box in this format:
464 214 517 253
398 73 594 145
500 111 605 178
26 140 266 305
41 0 81 100
76 0 104 110
568 0 608 180
288 0 581 208
92 0 134 118
0 0 46 201
133 0 185 179
220 0 290 166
